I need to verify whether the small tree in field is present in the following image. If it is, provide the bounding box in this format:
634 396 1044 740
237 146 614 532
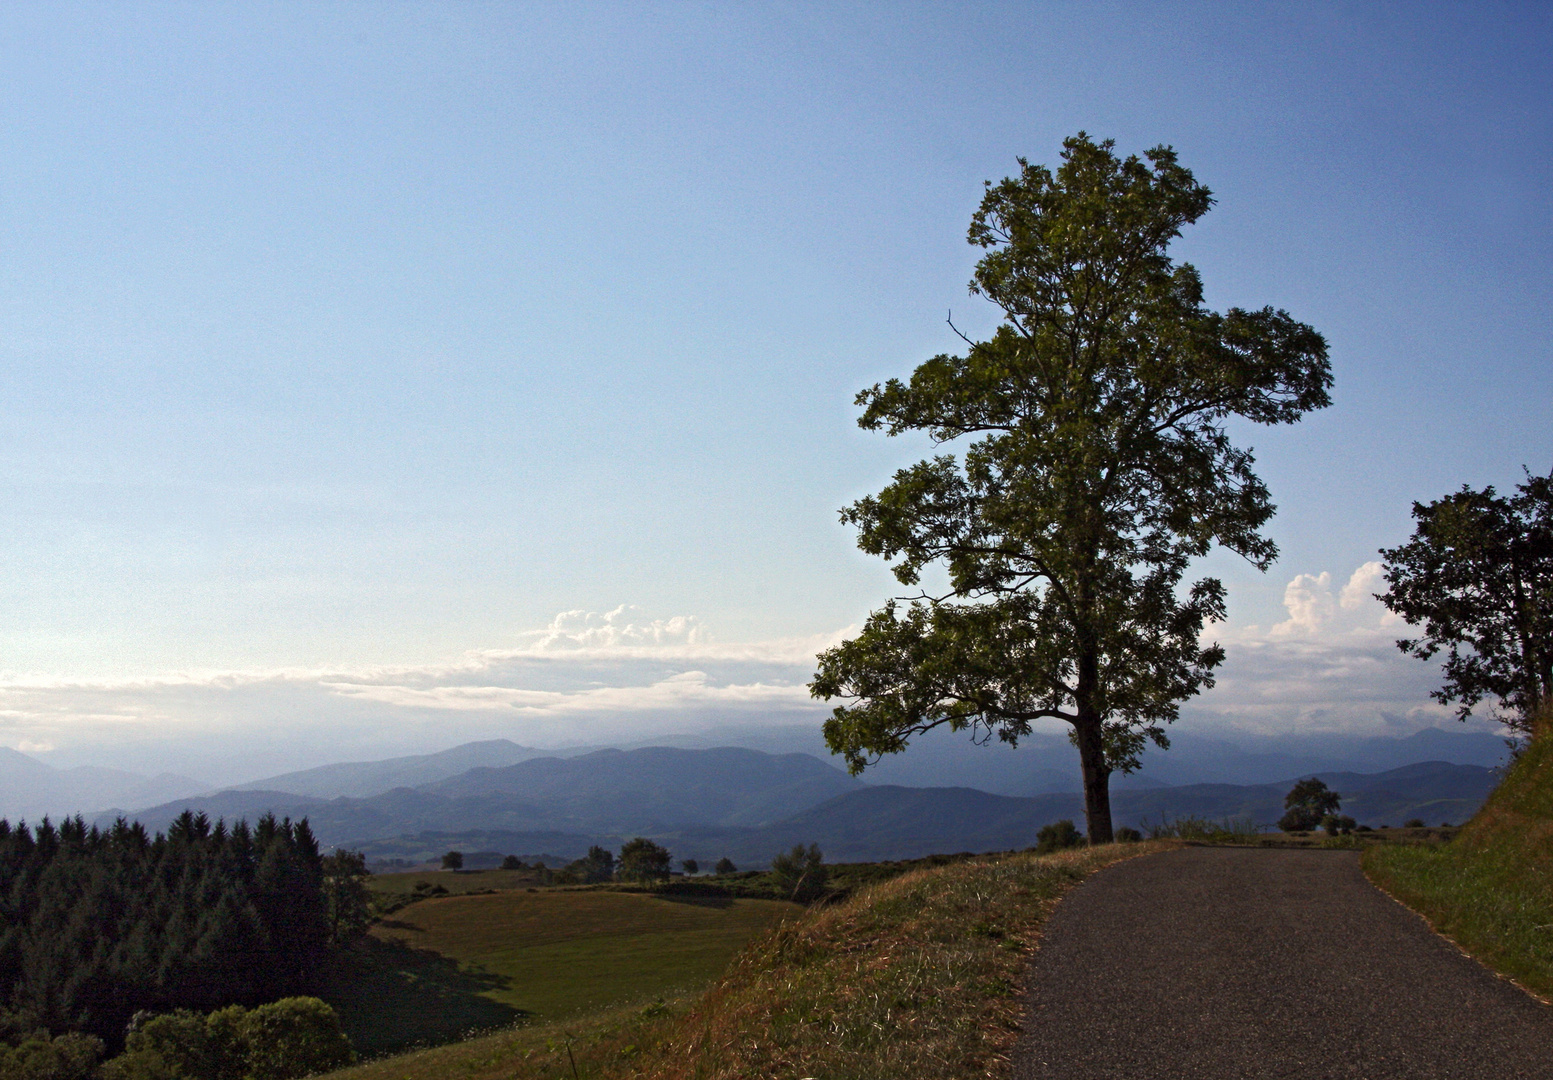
681 858 699 875
440 850 463 870
810 134 1331 844
1279 778 1341 832
617 838 673 883
714 857 737 875
769 844 828 902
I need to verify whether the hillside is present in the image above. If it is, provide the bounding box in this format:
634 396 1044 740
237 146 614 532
232 739 545 798
1364 712 1553 997
0 746 208 821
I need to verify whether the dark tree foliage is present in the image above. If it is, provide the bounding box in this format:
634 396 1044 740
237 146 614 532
1279 778 1341 832
1378 471 1553 737
616 838 673 883
0 811 330 1046
769 844 828 903
713 857 737 876
811 134 1331 843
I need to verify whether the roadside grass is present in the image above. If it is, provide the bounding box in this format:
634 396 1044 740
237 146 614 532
1363 713 1553 1000
319 841 1166 1080
324 889 796 1055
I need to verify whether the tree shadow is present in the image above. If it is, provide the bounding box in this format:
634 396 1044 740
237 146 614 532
320 936 526 1056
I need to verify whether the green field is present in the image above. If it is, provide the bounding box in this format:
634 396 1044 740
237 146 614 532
370 867 550 897
323 887 798 1055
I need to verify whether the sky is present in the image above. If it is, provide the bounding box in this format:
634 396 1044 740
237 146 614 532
0 2 1548 783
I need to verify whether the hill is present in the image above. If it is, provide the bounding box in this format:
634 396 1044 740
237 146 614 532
1364 709 1553 998
0 746 208 820
232 739 546 798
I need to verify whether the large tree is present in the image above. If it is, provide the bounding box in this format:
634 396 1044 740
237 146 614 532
810 135 1331 843
1378 471 1553 738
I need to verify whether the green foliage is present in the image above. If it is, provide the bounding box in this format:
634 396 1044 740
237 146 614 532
1321 814 1357 837
0 1030 104 1080
1145 815 1262 841
561 845 616 884
0 812 330 1045
1114 826 1142 843
768 844 828 902
616 839 673 883
241 997 355 1080
1279 778 1342 831
810 133 1331 844
500 855 522 870
440 851 463 870
103 998 352 1080
321 851 372 946
680 859 698 875
1034 819 1082 854
1378 471 1553 736
713 857 736 876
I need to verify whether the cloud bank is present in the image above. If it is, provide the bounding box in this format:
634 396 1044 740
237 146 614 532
0 580 1493 786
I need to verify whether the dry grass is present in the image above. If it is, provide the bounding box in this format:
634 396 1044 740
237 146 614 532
322 841 1164 1080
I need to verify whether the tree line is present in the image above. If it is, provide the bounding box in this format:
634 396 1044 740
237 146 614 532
0 810 358 1048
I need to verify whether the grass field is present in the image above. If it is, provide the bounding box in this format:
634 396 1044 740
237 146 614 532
323 887 797 1055
320 841 1166 1080
1363 714 1553 1001
370 867 550 897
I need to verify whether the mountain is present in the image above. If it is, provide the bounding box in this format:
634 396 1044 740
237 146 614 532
0 747 209 821
104 746 862 845
230 739 545 798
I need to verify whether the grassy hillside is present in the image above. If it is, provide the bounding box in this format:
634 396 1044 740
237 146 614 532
321 842 1163 1080
1364 716 1552 999
322 887 796 1054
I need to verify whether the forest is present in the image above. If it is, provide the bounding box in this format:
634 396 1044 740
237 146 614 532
0 811 341 1048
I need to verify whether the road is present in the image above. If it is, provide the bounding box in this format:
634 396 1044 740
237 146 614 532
1014 846 1553 1079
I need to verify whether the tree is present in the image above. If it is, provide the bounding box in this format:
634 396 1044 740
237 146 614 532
1279 778 1341 832
320 850 371 945
1378 472 1553 738
440 850 463 871
1035 819 1082 854
769 844 828 902
616 838 673 883
500 855 523 870
680 858 699 875
810 134 1332 843
713 857 737 875
571 845 615 884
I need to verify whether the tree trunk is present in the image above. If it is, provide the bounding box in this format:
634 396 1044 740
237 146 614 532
1073 711 1114 845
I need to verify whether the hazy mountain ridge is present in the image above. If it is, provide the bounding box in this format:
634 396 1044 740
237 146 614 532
229 739 549 798
0 746 209 822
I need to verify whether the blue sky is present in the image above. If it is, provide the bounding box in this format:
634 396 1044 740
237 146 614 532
0 3 1548 779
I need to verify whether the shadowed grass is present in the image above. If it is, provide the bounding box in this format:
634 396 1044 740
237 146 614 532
320 841 1166 1080
1364 711 1552 999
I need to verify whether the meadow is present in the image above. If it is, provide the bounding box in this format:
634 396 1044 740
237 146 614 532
322 881 797 1055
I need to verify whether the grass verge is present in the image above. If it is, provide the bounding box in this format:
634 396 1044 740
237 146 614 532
322 840 1165 1080
1363 714 1552 1000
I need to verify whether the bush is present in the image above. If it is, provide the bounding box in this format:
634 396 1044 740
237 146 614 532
1035 819 1082 854
440 850 463 870
1114 827 1142 843
714 857 737 875
617 838 673 883
1404 818 1425 829
1322 814 1358 836
769 844 828 902
241 997 355 1080
681 858 699 875
0 1031 104 1080
500 855 523 870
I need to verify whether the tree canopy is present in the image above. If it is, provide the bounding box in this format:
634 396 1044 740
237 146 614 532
1378 470 1553 737
810 134 1331 842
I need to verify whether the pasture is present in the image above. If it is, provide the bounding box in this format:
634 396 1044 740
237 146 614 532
324 886 798 1055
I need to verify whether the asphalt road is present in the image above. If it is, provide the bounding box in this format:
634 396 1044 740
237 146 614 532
1014 846 1553 1079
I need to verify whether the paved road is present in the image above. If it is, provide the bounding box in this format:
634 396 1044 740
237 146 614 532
1014 846 1553 1079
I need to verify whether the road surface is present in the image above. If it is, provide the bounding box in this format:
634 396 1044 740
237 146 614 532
1014 846 1553 1079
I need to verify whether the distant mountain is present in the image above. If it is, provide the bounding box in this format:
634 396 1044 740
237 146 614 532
231 739 545 798
104 746 862 845
0 747 209 821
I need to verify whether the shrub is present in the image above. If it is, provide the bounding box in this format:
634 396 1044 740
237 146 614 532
1322 814 1358 836
241 998 355 1080
680 858 699 875
1114 827 1142 843
617 838 673 883
769 844 828 902
0 1031 104 1080
440 850 464 870
1404 818 1425 829
714 857 737 875
1035 819 1082 854
500 855 523 870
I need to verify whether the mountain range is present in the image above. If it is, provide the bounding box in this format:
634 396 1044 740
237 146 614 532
95 744 1499 868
